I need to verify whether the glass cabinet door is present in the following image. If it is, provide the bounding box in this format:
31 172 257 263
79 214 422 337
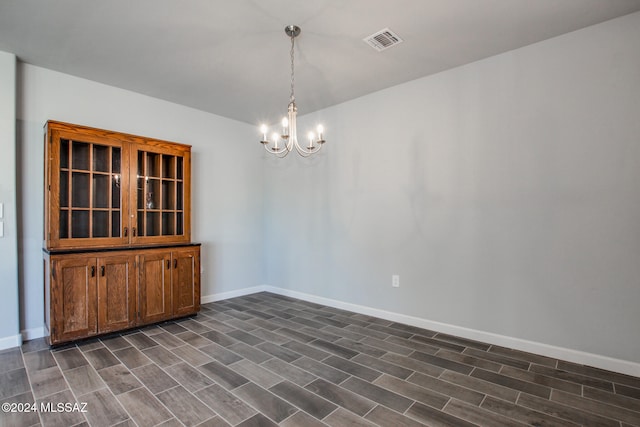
51 132 129 248
132 145 190 244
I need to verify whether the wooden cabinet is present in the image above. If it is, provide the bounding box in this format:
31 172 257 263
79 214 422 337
97 255 137 334
44 121 191 250
50 256 98 343
138 246 200 323
138 251 172 324
171 247 201 316
43 121 200 345
131 143 190 246
45 245 200 345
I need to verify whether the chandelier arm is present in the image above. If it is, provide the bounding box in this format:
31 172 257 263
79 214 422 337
293 141 323 157
263 134 297 157
263 140 289 156
263 144 280 154
294 147 314 158
275 146 291 158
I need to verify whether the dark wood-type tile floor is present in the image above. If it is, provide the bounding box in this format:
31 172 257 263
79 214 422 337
2 292 640 427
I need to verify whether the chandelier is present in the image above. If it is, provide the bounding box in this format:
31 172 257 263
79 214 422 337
260 25 326 157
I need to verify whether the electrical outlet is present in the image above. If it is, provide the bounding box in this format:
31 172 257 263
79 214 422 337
392 275 400 287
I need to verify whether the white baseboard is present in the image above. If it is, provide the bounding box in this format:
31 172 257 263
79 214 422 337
0 333 22 350
22 326 45 342
205 285 640 378
201 286 267 304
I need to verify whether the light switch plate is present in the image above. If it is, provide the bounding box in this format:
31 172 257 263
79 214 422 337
0 222 3 237
0 203 3 218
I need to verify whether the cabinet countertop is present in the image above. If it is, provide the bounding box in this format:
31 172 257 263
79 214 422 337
43 242 201 255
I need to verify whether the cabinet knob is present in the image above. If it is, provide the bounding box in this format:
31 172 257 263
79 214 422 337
174 259 178 269
124 227 128 237
90 266 95 277
100 266 105 277
133 227 137 237
167 260 171 270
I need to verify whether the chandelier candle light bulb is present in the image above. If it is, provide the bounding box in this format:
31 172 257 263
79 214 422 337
259 25 327 158
261 124 268 142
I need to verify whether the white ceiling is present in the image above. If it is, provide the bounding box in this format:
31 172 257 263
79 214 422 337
1 0 639 125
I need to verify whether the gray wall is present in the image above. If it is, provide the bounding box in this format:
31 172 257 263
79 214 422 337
16 64 264 337
0 51 20 346
264 12 640 364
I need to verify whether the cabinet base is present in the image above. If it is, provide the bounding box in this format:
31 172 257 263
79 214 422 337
48 313 199 348
44 244 201 346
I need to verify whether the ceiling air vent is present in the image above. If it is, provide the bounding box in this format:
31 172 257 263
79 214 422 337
363 28 403 52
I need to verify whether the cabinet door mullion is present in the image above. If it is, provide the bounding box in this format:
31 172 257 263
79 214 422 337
89 141 94 238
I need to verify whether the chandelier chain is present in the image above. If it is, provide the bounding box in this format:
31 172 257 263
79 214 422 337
290 33 295 104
